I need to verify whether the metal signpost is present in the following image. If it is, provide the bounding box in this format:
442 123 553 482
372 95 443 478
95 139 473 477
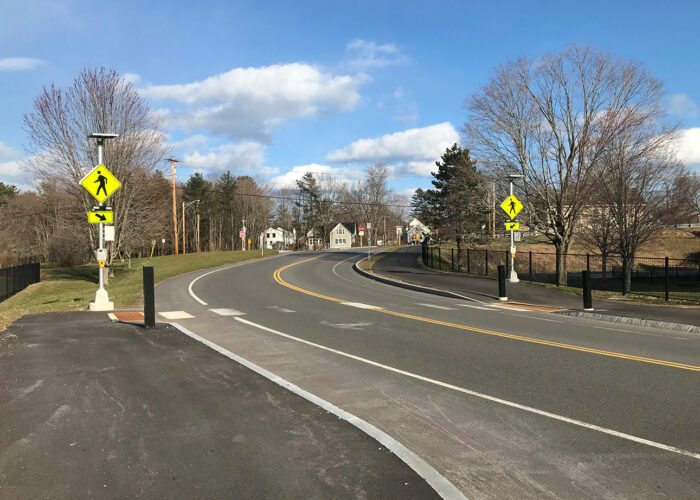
82 133 120 311
500 174 524 282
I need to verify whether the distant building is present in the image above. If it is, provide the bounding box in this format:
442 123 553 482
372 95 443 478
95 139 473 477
329 222 357 249
265 227 294 249
406 218 431 244
305 228 323 250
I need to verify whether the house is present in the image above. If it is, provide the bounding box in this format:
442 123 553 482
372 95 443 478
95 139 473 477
265 227 294 250
305 228 323 250
406 218 431 244
329 222 357 249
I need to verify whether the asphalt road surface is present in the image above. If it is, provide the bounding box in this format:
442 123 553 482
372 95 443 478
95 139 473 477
156 249 700 499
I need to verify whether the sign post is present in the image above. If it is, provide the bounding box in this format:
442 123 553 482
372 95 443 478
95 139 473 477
84 133 120 311
500 174 524 282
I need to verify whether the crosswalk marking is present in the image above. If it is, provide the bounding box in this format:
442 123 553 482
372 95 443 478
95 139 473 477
159 310 194 319
209 308 245 316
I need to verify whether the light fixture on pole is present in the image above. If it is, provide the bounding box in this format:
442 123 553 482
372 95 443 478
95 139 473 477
87 133 119 311
505 173 524 283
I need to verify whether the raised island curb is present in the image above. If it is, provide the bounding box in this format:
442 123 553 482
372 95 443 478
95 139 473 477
354 257 700 335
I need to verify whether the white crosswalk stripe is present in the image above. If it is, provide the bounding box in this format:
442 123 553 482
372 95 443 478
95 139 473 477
159 310 194 319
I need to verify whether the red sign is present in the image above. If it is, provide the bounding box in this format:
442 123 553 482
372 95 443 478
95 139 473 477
239 230 245 238
359 226 364 232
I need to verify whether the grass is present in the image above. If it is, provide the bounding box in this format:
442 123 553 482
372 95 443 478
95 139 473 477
357 246 399 271
0 249 278 330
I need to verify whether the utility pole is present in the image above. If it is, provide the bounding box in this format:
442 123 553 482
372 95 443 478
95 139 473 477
182 201 186 254
491 181 496 239
196 213 200 252
241 219 246 251
166 158 180 254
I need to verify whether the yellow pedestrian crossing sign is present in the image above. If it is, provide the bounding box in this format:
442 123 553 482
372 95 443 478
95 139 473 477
88 211 114 224
505 221 520 231
500 195 523 218
80 164 121 204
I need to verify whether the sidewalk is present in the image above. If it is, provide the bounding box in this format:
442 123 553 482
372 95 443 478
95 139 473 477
372 246 699 329
0 311 439 499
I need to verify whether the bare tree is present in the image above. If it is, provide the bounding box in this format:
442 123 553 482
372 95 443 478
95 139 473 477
465 46 666 284
596 115 680 292
343 164 392 245
23 68 171 267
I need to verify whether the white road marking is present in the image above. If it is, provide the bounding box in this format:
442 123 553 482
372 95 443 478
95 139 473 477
168 321 465 500
320 320 372 330
159 310 194 319
187 256 282 306
418 303 458 311
209 308 244 316
455 304 492 311
233 316 700 462
267 306 296 313
342 302 383 310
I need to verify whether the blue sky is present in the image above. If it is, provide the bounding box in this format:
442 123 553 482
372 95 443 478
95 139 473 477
1 0 699 195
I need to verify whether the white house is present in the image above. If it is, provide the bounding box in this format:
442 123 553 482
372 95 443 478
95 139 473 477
329 223 356 249
265 227 294 250
407 218 431 244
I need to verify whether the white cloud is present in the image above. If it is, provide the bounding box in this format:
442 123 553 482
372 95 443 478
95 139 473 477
0 140 19 160
345 40 409 72
676 128 700 168
0 57 44 71
269 163 366 189
325 123 459 175
668 93 699 118
141 63 366 141
182 141 266 173
122 72 141 85
0 159 22 177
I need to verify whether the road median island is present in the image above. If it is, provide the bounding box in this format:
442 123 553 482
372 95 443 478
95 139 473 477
0 311 441 499
0 250 279 331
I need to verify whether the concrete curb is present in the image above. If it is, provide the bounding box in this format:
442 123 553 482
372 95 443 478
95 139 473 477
555 310 700 334
352 260 490 303
355 257 699 335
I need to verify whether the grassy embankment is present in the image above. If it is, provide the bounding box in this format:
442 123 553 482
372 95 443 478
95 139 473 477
0 250 277 330
356 246 399 271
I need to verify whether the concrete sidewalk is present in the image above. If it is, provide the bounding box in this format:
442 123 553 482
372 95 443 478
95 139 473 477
372 246 699 329
0 312 439 499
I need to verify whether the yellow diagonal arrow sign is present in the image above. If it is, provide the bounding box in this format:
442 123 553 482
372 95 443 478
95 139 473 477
88 211 113 224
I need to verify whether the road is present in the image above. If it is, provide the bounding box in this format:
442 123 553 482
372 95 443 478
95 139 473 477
156 249 700 498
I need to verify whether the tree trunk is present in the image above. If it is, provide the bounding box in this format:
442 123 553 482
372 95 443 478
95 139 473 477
622 255 633 294
554 240 568 286
602 254 607 280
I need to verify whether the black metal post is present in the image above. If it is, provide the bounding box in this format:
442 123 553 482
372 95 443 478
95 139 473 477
664 256 669 302
555 252 561 286
582 270 593 310
498 265 507 301
467 249 471 274
438 247 442 271
529 251 533 281
143 266 155 328
485 250 489 276
451 248 454 272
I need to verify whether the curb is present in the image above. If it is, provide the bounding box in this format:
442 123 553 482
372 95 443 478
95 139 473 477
352 260 491 303
354 258 699 335
555 310 700 334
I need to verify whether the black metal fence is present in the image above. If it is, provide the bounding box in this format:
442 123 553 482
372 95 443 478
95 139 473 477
0 263 40 302
422 246 700 303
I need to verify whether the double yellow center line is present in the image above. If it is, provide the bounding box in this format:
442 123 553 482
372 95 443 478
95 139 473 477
273 257 700 372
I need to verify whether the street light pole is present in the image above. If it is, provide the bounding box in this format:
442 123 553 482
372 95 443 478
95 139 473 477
88 132 118 311
506 173 524 283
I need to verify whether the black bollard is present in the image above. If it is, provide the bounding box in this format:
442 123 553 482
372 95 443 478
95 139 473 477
498 265 507 301
582 270 593 311
143 266 155 328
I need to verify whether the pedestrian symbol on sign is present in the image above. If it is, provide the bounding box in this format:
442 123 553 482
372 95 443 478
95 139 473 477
95 170 108 197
